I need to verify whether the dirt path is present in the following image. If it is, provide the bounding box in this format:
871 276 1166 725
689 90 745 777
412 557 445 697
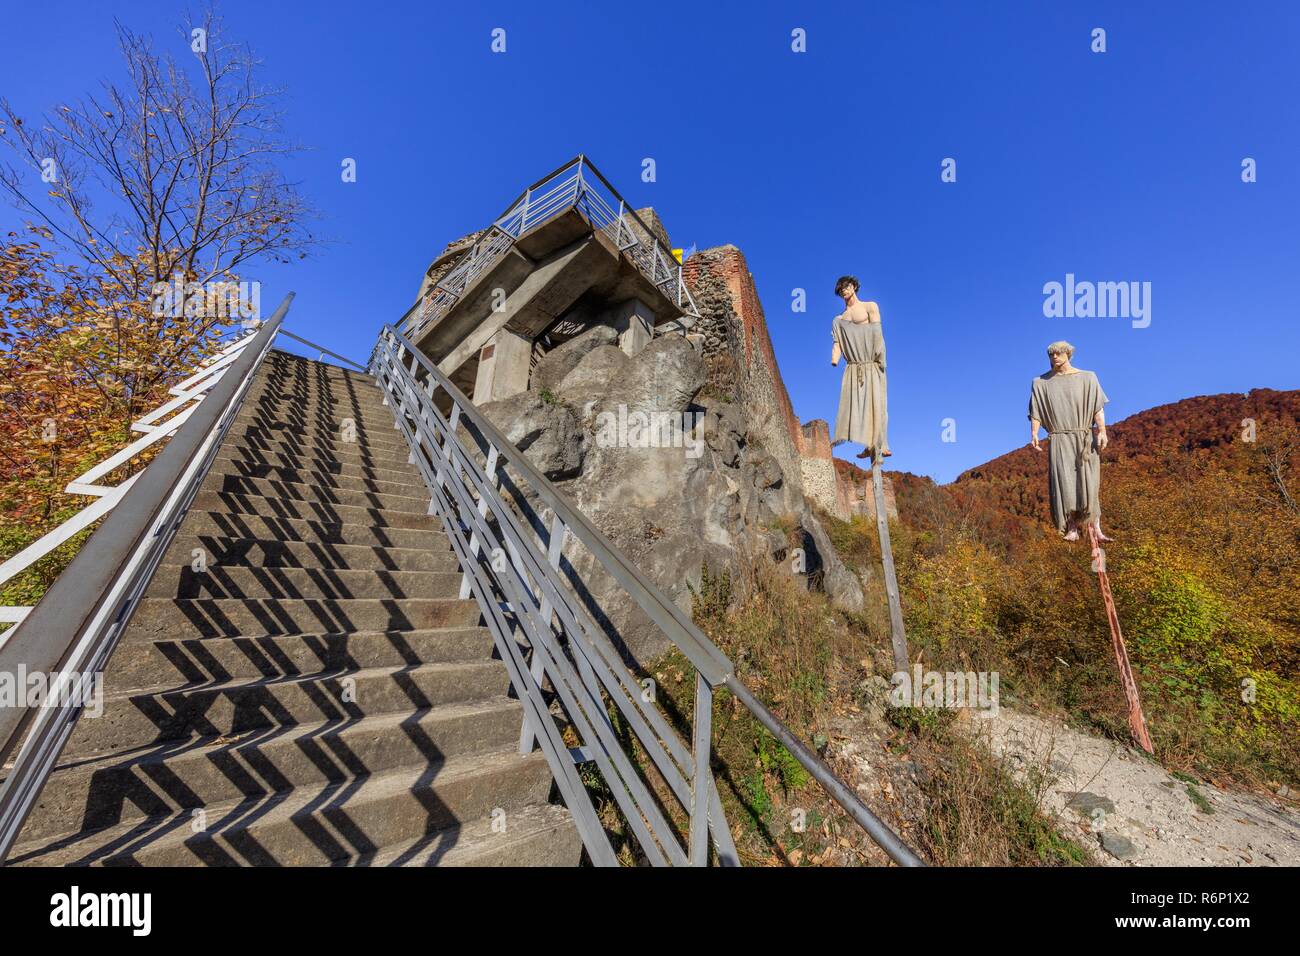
967 708 1300 866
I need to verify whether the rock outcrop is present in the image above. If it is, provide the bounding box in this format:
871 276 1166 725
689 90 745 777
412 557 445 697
479 325 864 661
420 217 874 661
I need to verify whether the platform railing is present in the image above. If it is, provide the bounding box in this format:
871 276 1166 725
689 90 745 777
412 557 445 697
370 323 925 867
401 155 700 343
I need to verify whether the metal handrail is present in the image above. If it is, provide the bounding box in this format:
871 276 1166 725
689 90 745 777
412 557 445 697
371 323 924 867
371 331 731 865
276 328 367 371
401 155 699 343
0 295 296 863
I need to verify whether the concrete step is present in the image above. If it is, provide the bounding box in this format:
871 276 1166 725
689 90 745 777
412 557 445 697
237 400 398 430
242 386 391 419
123 595 482 640
348 802 581 867
11 749 554 866
249 370 386 395
162 535 457 573
19 698 525 845
223 432 415 467
180 511 449 549
232 416 404 449
203 473 431 515
192 490 437 531
231 411 413 453
105 626 495 688
211 449 425 486
253 371 377 390
226 426 414 461
147 566 461 601
263 354 378 382
208 457 428 498
261 357 378 383
64 659 509 757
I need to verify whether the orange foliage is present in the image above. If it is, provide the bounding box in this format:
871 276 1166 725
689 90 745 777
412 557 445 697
872 391 1300 786
0 232 232 528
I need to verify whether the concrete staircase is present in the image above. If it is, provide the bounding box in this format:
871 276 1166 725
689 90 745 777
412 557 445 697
8 350 581 866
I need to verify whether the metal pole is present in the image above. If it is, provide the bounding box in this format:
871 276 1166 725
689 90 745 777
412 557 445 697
1087 524 1154 753
518 512 566 754
689 673 712 865
872 459 910 675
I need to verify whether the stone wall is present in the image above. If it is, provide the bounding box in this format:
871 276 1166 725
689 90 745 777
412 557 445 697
683 245 805 501
416 228 488 301
631 207 672 250
798 420 847 520
682 244 900 523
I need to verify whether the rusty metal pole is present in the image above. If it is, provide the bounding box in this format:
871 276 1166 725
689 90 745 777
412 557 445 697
872 459 911 675
1087 524 1154 753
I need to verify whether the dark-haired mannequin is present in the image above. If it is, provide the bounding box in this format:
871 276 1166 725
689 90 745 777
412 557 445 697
830 277 890 460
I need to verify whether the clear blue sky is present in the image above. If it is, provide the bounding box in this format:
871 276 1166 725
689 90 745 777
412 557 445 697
3 1 1297 482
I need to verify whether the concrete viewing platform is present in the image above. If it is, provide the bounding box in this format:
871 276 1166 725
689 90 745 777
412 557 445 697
400 156 698 403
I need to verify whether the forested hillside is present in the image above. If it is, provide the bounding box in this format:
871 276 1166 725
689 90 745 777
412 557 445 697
837 389 1299 790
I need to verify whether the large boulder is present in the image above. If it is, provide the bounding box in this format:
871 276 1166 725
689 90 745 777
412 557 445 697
476 326 864 660
598 334 704 417
478 388 584 480
556 344 629 415
798 510 865 613
559 444 741 661
532 324 618 393
699 399 745 467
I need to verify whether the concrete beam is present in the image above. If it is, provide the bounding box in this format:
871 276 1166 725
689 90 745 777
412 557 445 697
600 298 656 357
472 327 533 403
412 245 534 362
435 236 598 381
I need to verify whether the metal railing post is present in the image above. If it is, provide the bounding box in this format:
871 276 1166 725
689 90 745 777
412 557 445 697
689 673 713 865
519 512 566 753
459 443 499 600
434 403 461 495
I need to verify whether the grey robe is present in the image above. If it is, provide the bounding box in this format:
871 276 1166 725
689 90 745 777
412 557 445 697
832 317 890 456
1028 369 1109 532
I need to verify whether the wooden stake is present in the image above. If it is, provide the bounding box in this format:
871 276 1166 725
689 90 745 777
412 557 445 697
1086 524 1155 754
872 459 911 675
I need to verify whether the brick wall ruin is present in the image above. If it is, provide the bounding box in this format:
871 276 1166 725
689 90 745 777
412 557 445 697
683 244 897 521
683 245 805 498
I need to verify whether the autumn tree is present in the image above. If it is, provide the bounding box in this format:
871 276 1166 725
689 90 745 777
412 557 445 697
0 11 316 603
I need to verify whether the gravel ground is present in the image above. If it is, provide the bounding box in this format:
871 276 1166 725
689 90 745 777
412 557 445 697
967 708 1300 866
